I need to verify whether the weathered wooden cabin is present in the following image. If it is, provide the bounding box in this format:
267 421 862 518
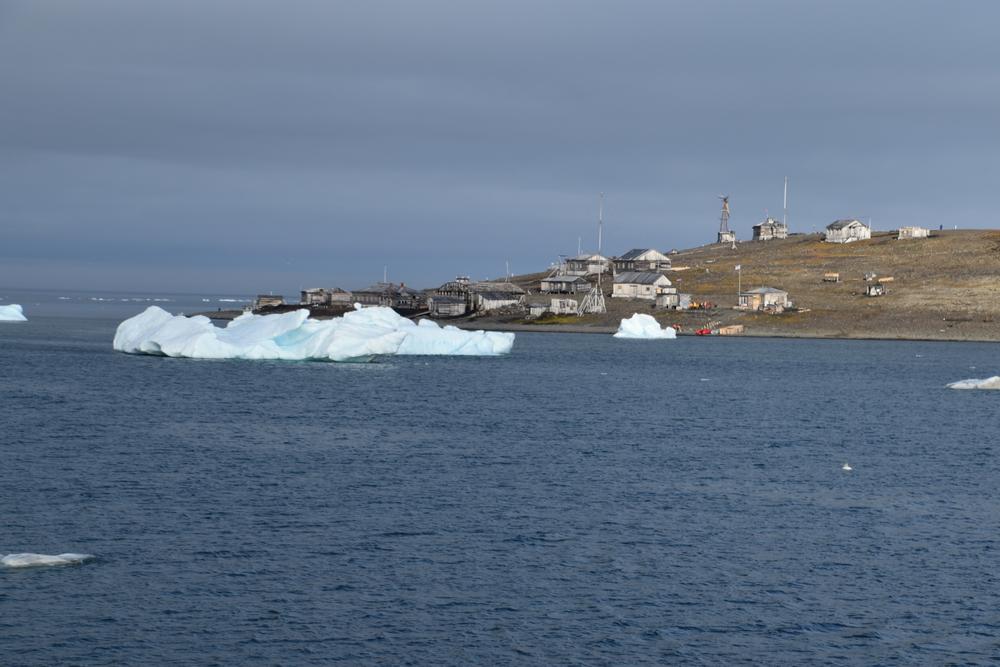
540 275 591 294
563 253 610 276
824 219 871 243
613 249 672 273
353 282 426 312
897 226 930 240
612 271 675 300
428 295 468 317
752 216 789 241
739 287 790 311
253 294 285 309
300 287 353 306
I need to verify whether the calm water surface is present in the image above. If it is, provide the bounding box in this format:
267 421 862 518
2 299 999 665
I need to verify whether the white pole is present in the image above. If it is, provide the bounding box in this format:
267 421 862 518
578 236 581 256
783 176 788 226
597 192 604 254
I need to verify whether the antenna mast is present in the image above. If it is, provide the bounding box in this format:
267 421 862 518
579 192 607 315
783 176 788 226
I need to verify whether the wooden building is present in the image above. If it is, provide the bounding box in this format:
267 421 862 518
428 295 468 317
300 287 353 306
353 282 426 311
253 294 285 309
739 287 790 311
612 271 675 300
752 216 789 241
897 226 930 240
563 253 610 276
613 248 672 273
540 275 591 294
824 219 871 243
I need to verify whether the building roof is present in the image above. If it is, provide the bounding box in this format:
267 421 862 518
477 291 523 301
741 287 788 295
471 281 525 295
542 275 589 284
567 253 609 262
753 217 786 229
827 219 866 230
614 271 670 285
429 295 466 304
356 282 421 297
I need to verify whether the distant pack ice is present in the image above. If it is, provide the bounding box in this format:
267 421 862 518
613 313 677 340
947 376 1000 390
0 304 27 321
112 305 514 361
2 553 94 568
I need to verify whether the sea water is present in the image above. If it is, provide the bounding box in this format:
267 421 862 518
2 294 1000 665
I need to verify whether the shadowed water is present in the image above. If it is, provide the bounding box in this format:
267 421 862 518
2 308 999 665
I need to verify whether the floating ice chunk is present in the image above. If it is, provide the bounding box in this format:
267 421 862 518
0 304 27 321
613 313 676 339
113 306 514 362
947 376 1000 390
2 553 94 568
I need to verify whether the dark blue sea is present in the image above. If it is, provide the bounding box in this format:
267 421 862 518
3 290 1000 665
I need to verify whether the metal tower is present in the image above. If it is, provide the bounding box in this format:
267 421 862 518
579 192 607 315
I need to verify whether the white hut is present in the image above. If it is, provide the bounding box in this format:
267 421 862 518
612 271 675 300
824 219 871 243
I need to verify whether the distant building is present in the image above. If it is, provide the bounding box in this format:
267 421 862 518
430 277 524 315
613 249 672 273
428 295 468 318
897 226 930 240
717 230 737 244
299 287 353 306
353 282 426 311
253 294 285 309
739 287 790 311
550 298 579 315
540 275 591 294
612 271 675 300
752 216 789 241
563 253 610 276
824 219 871 243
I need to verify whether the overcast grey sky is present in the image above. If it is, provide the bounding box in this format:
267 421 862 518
1 0 997 293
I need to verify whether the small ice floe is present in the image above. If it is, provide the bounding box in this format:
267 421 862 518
947 376 1000 390
2 553 94 568
613 313 677 340
0 304 27 321
842 463 853 472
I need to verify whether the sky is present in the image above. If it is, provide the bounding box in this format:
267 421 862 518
1 0 998 293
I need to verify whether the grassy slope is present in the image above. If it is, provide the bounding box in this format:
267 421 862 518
496 230 1000 340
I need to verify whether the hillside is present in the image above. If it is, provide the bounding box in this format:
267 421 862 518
488 230 1000 341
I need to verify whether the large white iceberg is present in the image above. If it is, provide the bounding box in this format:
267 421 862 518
0 304 27 321
2 553 94 568
113 305 514 361
613 313 677 339
947 376 1000 390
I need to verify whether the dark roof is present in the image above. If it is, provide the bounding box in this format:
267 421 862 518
617 248 651 261
827 219 865 230
541 275 589 284
614 271 669 285
429 296 466 304
471 282 525 295
477 291 523 301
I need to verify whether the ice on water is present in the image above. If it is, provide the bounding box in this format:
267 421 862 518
947 376 1000 390
113 305 514 361
0 304 27 321
2 553 94 568
613 313 676 340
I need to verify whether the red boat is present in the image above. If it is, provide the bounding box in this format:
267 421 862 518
695 328 713 336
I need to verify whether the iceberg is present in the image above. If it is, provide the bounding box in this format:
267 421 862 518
613 313 677 339
946 376 1000 390
0 304 27 321
113 305 514 361
2 553 94 568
